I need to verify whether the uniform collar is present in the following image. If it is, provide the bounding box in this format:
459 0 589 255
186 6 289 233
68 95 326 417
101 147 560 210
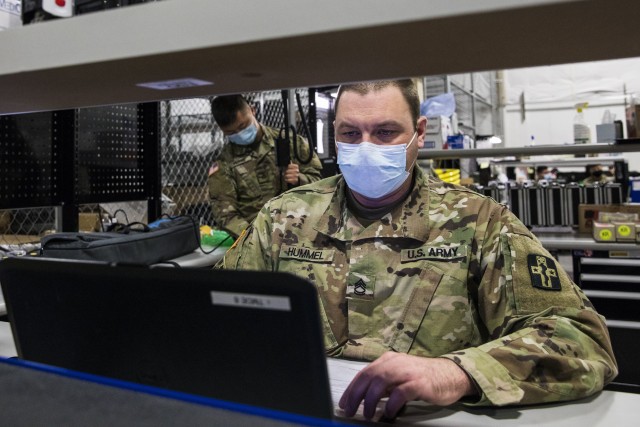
313 167 430 242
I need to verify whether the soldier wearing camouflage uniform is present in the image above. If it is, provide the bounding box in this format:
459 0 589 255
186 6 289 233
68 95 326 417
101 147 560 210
220 80 617 419
208 95 323 237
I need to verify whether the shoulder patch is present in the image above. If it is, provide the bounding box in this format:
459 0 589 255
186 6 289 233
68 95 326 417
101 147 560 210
528 254 561 291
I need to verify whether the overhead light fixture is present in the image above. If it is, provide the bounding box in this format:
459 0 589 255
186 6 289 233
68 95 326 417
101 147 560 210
137 78 214 91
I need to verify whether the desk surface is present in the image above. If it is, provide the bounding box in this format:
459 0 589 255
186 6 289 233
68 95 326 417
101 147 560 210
166 246 227 268
395 391 639 426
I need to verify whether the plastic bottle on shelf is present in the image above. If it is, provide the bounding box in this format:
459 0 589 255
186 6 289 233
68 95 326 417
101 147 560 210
573 102 591 144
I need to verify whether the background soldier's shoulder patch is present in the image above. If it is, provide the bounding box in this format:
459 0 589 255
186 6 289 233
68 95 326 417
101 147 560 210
527 254 561 291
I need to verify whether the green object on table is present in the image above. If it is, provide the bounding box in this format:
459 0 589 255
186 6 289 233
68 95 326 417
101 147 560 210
201 229 234 247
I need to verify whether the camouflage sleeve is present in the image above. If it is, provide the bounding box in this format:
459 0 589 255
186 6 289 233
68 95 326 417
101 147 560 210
293 135 324 185
207 162 250 238
218 202 274 271
440 205 617 406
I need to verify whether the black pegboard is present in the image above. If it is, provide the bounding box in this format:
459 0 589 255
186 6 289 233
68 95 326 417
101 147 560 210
0 112 59 209
76 104 147 203
0 103 160 231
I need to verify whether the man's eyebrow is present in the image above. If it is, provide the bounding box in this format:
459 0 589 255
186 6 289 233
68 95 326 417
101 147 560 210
336 120 405 130
335 121 359 130
375 120 404 128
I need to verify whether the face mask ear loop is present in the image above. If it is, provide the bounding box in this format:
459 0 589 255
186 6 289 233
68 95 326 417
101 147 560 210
406 131 418 151
405 132 418 172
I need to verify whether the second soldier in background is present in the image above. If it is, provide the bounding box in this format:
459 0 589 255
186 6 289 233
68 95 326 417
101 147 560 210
208 95 323 238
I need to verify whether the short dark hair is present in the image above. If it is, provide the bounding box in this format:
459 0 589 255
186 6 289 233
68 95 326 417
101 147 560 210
334 79 420 127
211 95 250 127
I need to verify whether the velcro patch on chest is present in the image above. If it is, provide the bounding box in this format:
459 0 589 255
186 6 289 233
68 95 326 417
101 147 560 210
279 245 335 263
528 254 561 291
346 273 375 299
400 245 467 262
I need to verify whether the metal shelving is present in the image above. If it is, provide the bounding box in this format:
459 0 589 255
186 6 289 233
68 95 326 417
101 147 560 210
2 0 640 115
538 235 639 251
418 141 640 159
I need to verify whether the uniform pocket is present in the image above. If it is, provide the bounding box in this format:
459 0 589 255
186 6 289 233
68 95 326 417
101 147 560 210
277 247 344 352
388 266 445 353
232 158 261 199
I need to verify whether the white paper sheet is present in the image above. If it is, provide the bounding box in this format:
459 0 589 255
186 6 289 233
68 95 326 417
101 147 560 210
326 357 387 421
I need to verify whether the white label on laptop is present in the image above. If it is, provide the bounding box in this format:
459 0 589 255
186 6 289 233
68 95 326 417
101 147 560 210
210 291 291 311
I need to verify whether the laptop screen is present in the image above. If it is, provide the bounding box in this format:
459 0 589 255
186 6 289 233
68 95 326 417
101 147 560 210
0 257 334 419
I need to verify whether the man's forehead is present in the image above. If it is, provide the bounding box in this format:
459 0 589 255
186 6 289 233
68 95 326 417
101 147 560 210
336 86 412 122
220 108 252 132
339 85 403 102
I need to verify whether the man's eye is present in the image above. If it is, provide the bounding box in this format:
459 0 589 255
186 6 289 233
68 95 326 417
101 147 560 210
377 129 397 137
341 131 359 137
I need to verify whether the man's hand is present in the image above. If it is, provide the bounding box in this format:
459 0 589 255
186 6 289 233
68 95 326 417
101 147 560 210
284 163 300 185
338 352 476 420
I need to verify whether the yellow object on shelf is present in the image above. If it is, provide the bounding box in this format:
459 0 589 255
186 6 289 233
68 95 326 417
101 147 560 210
434 168 461 185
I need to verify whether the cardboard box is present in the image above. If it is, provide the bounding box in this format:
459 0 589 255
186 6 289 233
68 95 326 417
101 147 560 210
79 213 101 232
614 222 636 242
592 222 616 242
0 211 10 233
578 204 640 233
626 105 640 138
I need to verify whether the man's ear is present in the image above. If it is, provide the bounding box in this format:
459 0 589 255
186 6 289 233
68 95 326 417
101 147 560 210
416 116 428 149
250 105 257 116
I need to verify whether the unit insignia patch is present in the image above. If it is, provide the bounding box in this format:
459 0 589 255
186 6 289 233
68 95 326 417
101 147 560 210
528 254 561 291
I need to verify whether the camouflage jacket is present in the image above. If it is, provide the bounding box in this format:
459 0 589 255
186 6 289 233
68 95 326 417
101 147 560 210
220 166 617 406
208 124 323 237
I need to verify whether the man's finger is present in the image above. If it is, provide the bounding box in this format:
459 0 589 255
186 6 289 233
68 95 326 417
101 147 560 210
340 370 375 417
384 382 418 418
363 377 390 420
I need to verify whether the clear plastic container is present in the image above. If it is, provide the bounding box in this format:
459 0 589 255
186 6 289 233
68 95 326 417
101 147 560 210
573 103 591 144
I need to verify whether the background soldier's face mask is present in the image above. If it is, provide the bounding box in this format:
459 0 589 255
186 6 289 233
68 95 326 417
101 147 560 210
336 132 416 199
228 121 258 145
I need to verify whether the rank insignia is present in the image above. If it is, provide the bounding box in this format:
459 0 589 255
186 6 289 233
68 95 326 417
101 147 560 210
528 254 561 291
346 273 374 299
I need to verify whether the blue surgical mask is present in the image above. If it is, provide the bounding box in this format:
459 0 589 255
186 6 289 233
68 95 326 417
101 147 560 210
228 122 258 145
336 132 417 199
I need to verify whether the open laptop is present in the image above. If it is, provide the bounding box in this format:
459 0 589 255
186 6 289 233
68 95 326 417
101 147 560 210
0 257 334 420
